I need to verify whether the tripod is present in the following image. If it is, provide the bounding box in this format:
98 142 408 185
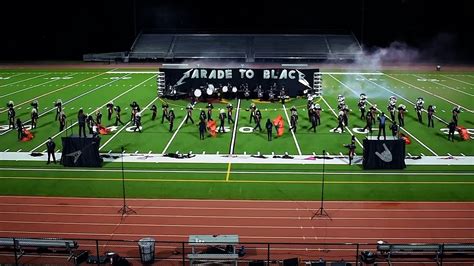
118 146 136 216
312 149 330 219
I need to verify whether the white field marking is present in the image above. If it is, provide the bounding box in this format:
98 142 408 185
29 75 155 152
319 96 363 149
42 150 47 153
447 153 452 156
321 72 384 75
1 230 473 242
461 153 466 156
108 150 112 154
421 153 426 156
413 74 474 97
0 72 109 114
229 99 241 155
2 211 474 221
99 96 158 150
16 149 21 152
5 167 469 176
161 102 197 155
385 74 473 113
202 151 205 155
216 151 219 155
312 152 316 156
3 149 9 152
107 70 158 74
243 151 246 155
0 75 67 99
359 75 450 125
0 220 470 231
407 153 412 157
444 75 474 86
3 194 474 205
0 73 48 88
339 152 344 156
0 73 129 136
282 104 302 155
331 74 439 156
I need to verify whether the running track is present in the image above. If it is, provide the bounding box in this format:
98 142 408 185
0 196 473 264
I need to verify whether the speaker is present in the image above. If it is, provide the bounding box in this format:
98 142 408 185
283 258 299 266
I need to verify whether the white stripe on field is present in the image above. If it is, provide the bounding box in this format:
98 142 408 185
413 74 474 97
330 74 438 156
99 96 158 151
29 75 156 152
443 75 474 87
385 74 473 113
229 99 241 155
0 73 49 88
0 75 66 99
282 104 302 155
161 102 196 155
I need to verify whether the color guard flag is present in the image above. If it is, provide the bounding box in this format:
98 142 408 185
273 115 284 137
207 120 217 137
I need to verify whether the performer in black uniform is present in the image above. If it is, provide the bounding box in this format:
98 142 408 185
77 109 87 137
253 109 262 132
427 105 435 128
161 103 169 124
447 120 456 141
16 118 23 140
185 104 194 124
46 137 56 164
150 104 157 121
134 113 142 133
266 119 273 141
226 103 234 124
114 106 124 126
199 120 206 140
218 109 226 133
59 111 66 131
206 103 214 121
106 101 114 121
168 109 175 132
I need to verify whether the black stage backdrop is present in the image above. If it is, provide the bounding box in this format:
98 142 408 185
162 68 319 97
363 139 406 170
61 136 103 167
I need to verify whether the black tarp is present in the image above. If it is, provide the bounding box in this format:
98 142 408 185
61 136 102 167
363 139 406 170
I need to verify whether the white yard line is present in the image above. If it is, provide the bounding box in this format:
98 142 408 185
444 75 474 87
385 74 473 113
99 96 159 151
0 75 68 99
0 73 49 88
0 72 129 136
330 74 439 156
29 75 156 152
413 74 474 97
229 99 241 155
282 104 302 155
161 102 196 155
0 71 109 114
319 96 364 149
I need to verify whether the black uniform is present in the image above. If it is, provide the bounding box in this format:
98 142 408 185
161 103 169 124
342 108 349 127
452 108 460 126
334 114 344 133
265 119 273 141
168 110 175 132
206 103 214 121
427 105 435 128
227 105 234 124
77 110 87 137
59 112 66 131
107 103 114 121
388 104 396 121
31 109 38 129
16 119 22 140
8 107 15 129
308 110 317 133
363 112 373 134
415 104 423 123
390 122 399 137
358 100 366 120
398 107 406 127
290 114 298 133
185 105 194 124
249 104 256 124
253 110 262 132
150 104 157 121
46 139 56 164
199 111 207 123
134 115 142 133
377 114 387 140
96 111 102 125
199 120 206 140
218 112 226 133
315 108 321 126
55 102 62 121
348 137 356 165
447 121 456 141
86 115 95 134
114 106 124 126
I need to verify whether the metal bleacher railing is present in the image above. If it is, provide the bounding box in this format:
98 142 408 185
0 237 473 265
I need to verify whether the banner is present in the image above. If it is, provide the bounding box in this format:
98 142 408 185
363 139 406 170
161 68 319 97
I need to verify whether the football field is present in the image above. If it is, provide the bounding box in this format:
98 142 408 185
0 67 473 201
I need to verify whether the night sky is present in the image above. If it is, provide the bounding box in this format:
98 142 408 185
0 0 472 62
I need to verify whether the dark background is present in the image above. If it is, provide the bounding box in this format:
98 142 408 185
0 0 472 62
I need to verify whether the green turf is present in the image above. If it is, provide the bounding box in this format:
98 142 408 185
0 68 473 201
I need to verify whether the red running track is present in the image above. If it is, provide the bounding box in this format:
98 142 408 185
0 196 473 265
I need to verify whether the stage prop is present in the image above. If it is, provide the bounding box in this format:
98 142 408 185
61 136 102 167
158 68 321 99
363 137 406 170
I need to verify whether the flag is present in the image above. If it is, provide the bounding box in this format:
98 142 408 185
98 124 110 135
207 120 217 137
399 133 411 144
20 129 34 142
457 126 470 141
273 115 284 137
